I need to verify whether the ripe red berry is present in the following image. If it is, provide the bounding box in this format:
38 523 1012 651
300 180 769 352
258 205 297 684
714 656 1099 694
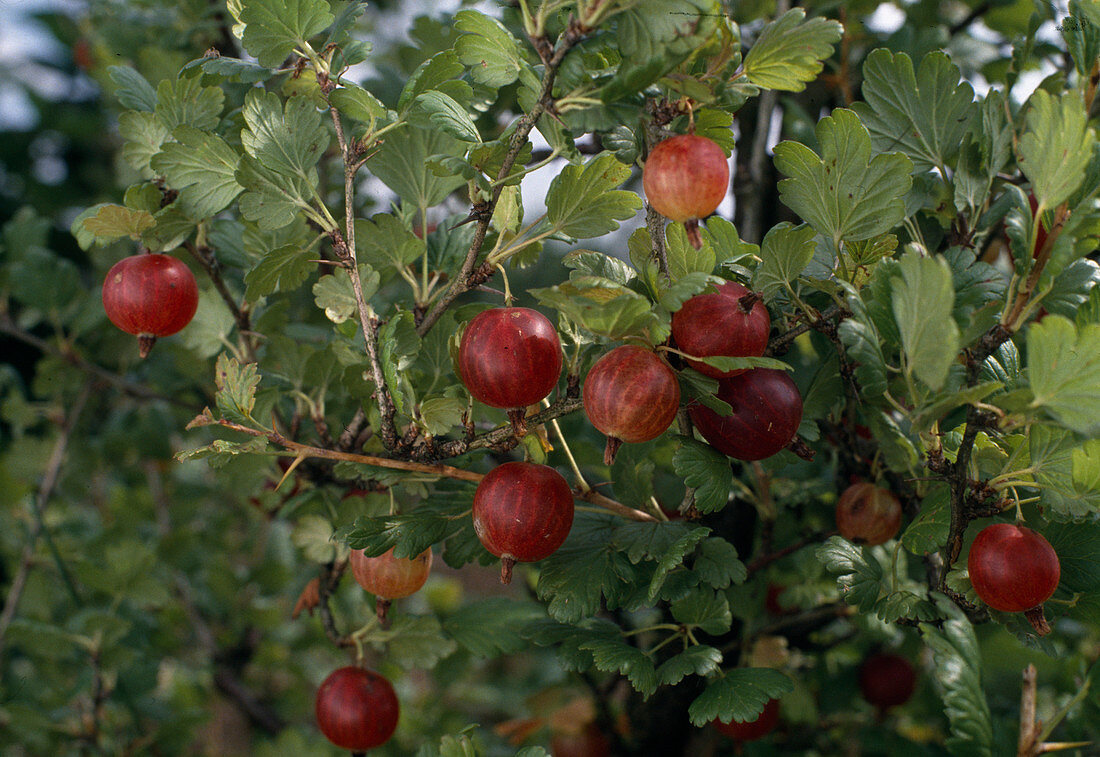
671 281 770 378
968 523 1060 635
858 653 916 711
712 698 780 742
457 307 563 435
472 461 574 584
349 546 433 622
582 345 680 465
688 369 802 461
836 482 903 547
643 134 729 249
102 253 199 358
315 666 399 751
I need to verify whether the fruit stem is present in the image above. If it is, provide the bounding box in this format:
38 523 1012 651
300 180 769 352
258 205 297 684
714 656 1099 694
376 598 391 627
737 291 762 314
603 436 622 466
1024 605 1052 636
507 408 529 438
684 219 703 250
500 555 516 584
495 263 514 306
138 334 157 359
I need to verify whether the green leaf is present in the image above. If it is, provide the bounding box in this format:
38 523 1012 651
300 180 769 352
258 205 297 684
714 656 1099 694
1028 316 1100 435
151 126 243 219
1045 520 1100 625
398 50 470 115
671 588 732 635
181 288 237 358
672 437 733 514
687 668 794 727
344 507 463 560
742 9 843 92
379 311 421 416
354 213 425 278
902 485 951 554
330 83 389 127
419 397 465 437
656 645 723 686
154 75 224 133
369 125 466 208
752 222 817 298
530 277 661 342
242 89 329 181
119 111 171 176
577 631 659 697
363 613 457 671
816 536 883 612
292 514 341 563
214 353 262 425
544 153 643 239
239 0 335 68
876 590 942 623
411 91 481 143
108 65 157 112
536 515 638 623
693 538 746 589
312 266 377 323
891 250 959 390
236 155 313 230
454 10 525 88
665 222 716 280
851 49 976 173
244 243 315 300
184 55 274 83
442 598 545 658
838 292 889 400
1018 89 1095 210
175 435 271 467
75 204 155 244
648 527 711 601
920 596 993 757
1029 425 1100 519
773 108 913 244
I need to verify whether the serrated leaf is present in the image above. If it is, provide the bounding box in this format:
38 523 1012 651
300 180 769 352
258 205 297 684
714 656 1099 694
242 89 329 181
544 153 643 239
876 590 942 623
76 204 155 244
1018 89 1095 210
154 75 224 133
1028 316 1100 435
902 485 951 554
344 509 462 560
891 250 959 391
530 278 660 342
454 10 525 88
236 154 314 230
577 633 658 697
693 538 746 589
752 222 817 298
920 596 993 757
687 668 794 727
656 645 723 686
838 299 889 400
108 65 157 112
119 111 171 176
1030 424 1100 519
312 265 377 323
536 515 638 623
379 311 420 416
291 514 340 562
442 598 545 658
411 90 481 143
562 249 635 285
851 49 976 173
419 397 465 437
672 437 733 513
743 9 843 92
671 588 732 635
181 288 237 358
648 527 711 601
244 243 315 300
398 50 470 115
214 353 262 425
174 436 271 467
368 125 466 208
364 613 457 670
774 108 913 245
665 223 716 280
816 535 883 611
185 55 274 83
330 83 389 126
151 126 243 218
239 0 335 68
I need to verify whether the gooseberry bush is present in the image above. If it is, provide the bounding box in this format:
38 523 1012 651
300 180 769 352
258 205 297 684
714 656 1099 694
3 0 1100 754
